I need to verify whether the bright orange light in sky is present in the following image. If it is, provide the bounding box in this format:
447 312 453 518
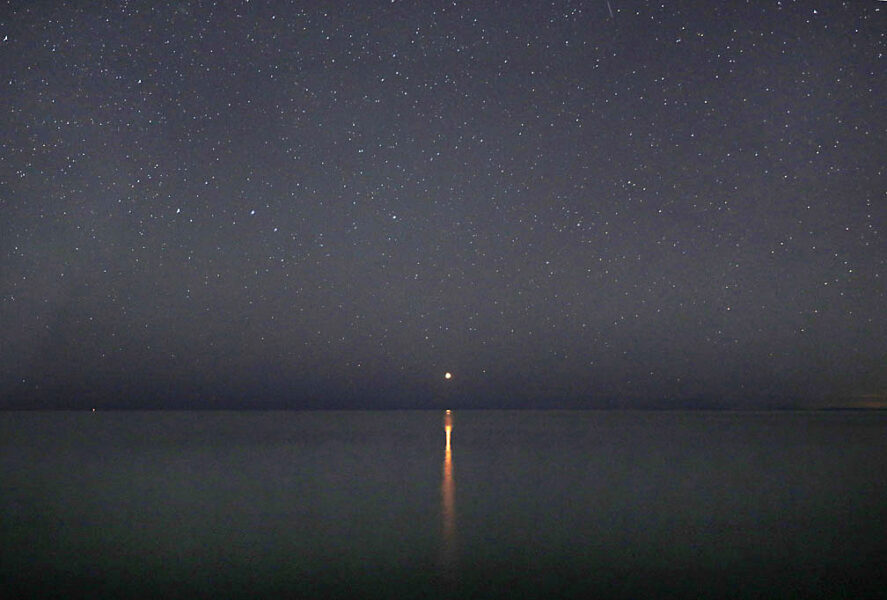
444 372 452 380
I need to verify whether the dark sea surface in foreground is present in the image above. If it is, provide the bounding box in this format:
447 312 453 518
2 410 885 599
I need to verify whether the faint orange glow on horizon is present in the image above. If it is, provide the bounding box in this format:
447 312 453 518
850 399 887 409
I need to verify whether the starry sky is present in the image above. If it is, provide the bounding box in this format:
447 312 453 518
1 1 884 409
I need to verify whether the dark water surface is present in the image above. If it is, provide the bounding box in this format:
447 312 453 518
2 410 885 599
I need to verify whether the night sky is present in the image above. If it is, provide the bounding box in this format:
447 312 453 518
1 1 884 409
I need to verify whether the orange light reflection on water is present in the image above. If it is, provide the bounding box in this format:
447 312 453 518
441 410 456 574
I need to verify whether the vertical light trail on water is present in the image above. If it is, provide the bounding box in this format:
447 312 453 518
441 410 456 579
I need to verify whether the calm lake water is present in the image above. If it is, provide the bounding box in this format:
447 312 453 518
2 410 885 599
